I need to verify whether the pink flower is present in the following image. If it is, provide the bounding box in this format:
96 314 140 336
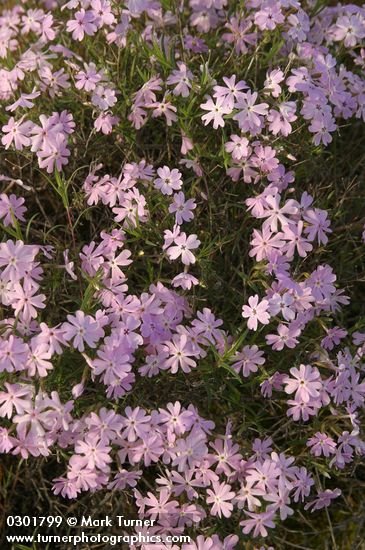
0 383 32 418
169 192 196 224
9 282 46 321
282 221 313 258
63 310 104 352
0 194 26 227
0 335 29 373
264 68 284 98
225 134 250 160
163 334 197 373
231 345 265 377
240 510 276 538
75 432 112 470
75 62 102 91
27 341 53 377
37 133 70 173
155 167 183 196
260 194 297 232
143 488 179 521
284 364 322 403
66 9 97 41
249 226 284 261
171 272 199 290
0 240 38 281
213 75 248 108
149 100 177 126
233 91 269 132
1 116 32 150
242 295 270 330
121 406 151 442
265 323 300 351
166 233 200 266
307 432 337 457
166 62 193 97
206 482 235 518
200 96 232 129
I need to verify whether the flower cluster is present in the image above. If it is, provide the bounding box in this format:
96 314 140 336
1 0 365 547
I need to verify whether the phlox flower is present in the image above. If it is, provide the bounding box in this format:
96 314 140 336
260 193 297 232
332 15 365 47
40 67 70 98
200 95 232 129
9 282 46 321
292 467 315 502
6 90 40 112
0 383 32 419
249 226 284 261
121 406 151 442
242 295 270 330
264 68 284 98
233 91 269 132
269 292 295 321
267 102 297 136
94 112 120 134
234 479 265 511
225 134 249 160
303 208 332 245
307 432 337 457
11 425 49 459
0 240 39 281
282 221 313 258
166 233 200 266
265 323 301 351
130 434 164 466
1 116 32 150
27 341 53 377
0 193 26 226
149 99 177 126
62 310 104 352
286 398 321 422
172 428 207 471
0 428 15 453
192 308 223 345
155 167 183 196
66 9 97 41
222 17 256 54
166 62 193 97
284 364 322 403
171 272 199 290
163 334 197 373
213 75 248 108
158 401 194 437
321 326 347 350
108 469 142 490
91 0 115 27
251 145 279 173
0 335 29 373
264 483 294 521
169 192 196 224
75 432 112 471
309 114 337 146
143 489 179 521
37 132 70 173
254 2 284 30
231 345 265 377
206 482 235 518
240 510 276 538
304 488 341 512
75 62 102 91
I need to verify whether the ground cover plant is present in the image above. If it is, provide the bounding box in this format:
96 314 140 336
1 0 365 548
